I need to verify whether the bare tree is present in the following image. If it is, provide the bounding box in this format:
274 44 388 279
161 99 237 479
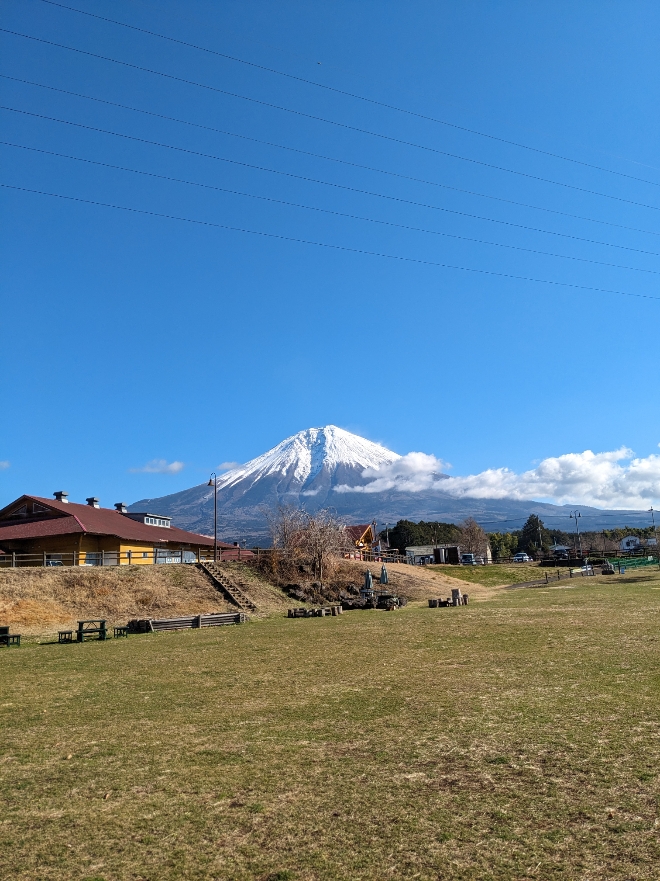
300 509 347 584
265 505 307 555
266 505 346 584
459 517 489 557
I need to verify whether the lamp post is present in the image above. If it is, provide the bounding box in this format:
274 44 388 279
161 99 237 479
569 510 582 557
207 473 217 562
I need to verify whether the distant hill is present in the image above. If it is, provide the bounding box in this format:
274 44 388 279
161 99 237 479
129 426 651 543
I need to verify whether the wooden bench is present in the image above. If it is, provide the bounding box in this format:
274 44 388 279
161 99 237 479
76 620 107 642
0 625 20 647
113 626 129 638
58 630 74 643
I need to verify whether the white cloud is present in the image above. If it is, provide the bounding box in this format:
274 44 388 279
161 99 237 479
218 461 242 473
336 446 660 509
335 452 449 494
0 461 9 470
130 459 184 474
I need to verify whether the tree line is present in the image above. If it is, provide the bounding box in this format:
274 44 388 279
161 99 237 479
383 515 658 559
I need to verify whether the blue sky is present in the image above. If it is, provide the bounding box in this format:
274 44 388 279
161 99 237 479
1 0 660 509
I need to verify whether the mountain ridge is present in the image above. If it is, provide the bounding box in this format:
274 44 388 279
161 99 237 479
130 426 652 542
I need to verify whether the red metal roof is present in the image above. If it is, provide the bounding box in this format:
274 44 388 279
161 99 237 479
0 496 231 547
346 524 374 544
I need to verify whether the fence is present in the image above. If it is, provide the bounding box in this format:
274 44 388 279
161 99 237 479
0 548 226 569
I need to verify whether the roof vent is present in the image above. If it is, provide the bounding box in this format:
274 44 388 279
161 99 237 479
114 502 128 514
86 497 100 508
53 491 69 503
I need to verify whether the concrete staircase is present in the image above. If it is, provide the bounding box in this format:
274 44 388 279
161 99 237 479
197 562 258 613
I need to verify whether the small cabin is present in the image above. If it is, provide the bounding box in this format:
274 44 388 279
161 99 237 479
619 535 641 552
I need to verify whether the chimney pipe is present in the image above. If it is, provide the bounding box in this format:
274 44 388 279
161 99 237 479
86 497 100 508
114 502 128 514
53 491 68 503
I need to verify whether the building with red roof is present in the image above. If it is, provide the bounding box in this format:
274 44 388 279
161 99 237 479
0 492 233 566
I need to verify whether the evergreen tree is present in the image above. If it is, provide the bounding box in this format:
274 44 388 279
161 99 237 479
519 515 552 556
383 519 461 554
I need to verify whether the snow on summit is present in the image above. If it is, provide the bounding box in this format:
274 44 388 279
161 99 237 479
216 426 400 491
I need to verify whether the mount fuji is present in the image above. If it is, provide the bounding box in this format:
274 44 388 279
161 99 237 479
129 426 650 543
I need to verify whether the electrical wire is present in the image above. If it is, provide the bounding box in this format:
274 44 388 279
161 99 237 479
5 139 660 278
5 73 660 241
4 104 660 260
4 27 660 213
2 182 659 301
34 0 660 190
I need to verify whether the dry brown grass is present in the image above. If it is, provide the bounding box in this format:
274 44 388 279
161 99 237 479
0 560 511 640
0 565 235 635
341 559 502 602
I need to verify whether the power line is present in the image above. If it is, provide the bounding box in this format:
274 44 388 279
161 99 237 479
2 182 659 301
5 139 660 278
4 27 660 213
5 73 660 242
5 104 660 260
34 0 660 190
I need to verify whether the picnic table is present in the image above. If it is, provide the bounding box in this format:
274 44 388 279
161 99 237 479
76 620 107 642
0 625 20 647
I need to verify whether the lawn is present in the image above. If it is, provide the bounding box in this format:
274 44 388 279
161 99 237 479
429 562 547 587
2 574 660 880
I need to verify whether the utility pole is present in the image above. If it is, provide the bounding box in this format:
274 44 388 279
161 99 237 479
649 507 659 565
537 518 543 556
569 511 582 557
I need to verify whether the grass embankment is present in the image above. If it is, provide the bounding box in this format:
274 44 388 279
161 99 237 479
339 560 501 602
2 572 660 880
0 561 452 640
0 565 236 636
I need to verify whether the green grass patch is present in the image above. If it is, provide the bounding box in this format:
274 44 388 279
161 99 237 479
2 576 660 879
429 562 547 586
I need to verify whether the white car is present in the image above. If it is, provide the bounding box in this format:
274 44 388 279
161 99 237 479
512 552 530 563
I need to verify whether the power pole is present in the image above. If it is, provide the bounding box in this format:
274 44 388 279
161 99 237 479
569 511 582 557
649 507 659 565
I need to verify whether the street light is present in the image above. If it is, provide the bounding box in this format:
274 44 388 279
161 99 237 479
569 510 582 557
207 472 217 562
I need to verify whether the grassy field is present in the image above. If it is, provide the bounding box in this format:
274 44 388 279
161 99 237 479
428 562 546 588
2 573 660 880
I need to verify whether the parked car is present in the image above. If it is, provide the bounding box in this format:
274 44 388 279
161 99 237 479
461 553 478 565
512 552 530 563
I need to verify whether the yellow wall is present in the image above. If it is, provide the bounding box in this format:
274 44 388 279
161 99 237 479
4 534 210 565
119 543 157 565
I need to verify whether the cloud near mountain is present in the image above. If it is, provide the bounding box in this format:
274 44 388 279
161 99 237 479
339 446 660 509
130 459 185 474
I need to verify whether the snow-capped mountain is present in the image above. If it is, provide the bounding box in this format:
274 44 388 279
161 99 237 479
130 426 403 541
213 426 400 496
130 426 651 543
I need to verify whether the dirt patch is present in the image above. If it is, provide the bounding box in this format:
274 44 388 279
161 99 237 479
338 559 503 603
